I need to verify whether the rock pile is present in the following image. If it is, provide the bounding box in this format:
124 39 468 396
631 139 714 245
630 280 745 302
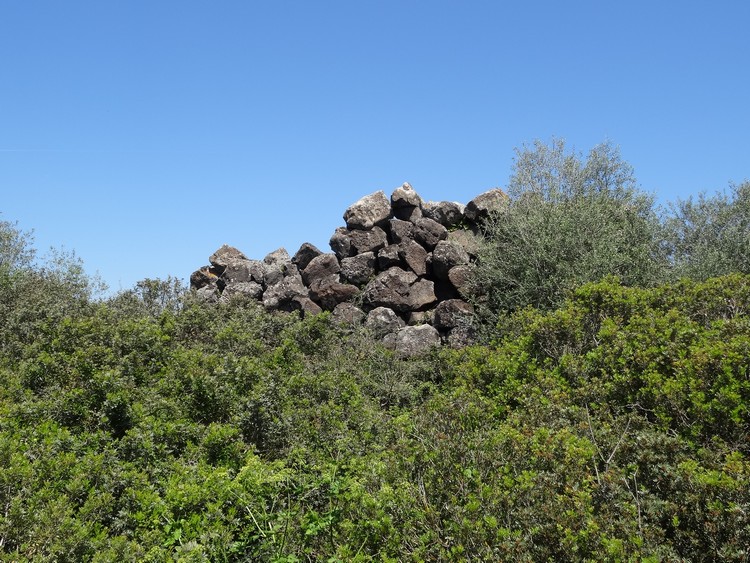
190 184 506 355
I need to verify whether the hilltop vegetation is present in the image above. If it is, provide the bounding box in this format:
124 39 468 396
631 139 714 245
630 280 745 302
1 141 749 561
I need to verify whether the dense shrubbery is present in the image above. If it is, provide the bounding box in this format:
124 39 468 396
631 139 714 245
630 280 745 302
472 138 750 322
1 144 750 560
473 139 666 319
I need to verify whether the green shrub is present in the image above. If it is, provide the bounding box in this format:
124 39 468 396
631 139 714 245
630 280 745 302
473 139 666 323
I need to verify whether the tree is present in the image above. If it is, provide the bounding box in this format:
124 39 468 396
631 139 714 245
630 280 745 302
108 276 187 317
664 180 750 281
473 139 666 322
0 217 35 273
0 218 101 360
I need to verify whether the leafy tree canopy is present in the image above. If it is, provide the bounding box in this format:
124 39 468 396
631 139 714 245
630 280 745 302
473 139 666 322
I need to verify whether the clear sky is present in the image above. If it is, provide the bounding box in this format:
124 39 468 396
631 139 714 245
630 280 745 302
2 1 748 293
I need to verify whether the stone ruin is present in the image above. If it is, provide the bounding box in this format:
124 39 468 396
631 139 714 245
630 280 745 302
190 184 506 356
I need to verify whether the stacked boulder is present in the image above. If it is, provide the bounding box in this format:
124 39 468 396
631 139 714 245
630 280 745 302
190 184 506 356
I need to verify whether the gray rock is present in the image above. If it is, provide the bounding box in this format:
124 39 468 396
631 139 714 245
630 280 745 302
398 240 428 276
344 191 391 230
349 226 388 255
431 240 470 280
447 264 474 298
391 183 424 221
330 227 353 260
308 278 359 311
262 273 308 312
331 302 366 325
195 284 220 303
220 281 264 301
263 247 291 266
365 306 405 338
433 299 474 331
388 325 441 357
209 245 249 272
292 242 323 271
263 267 284 288
341 252 376 285
262 248 294 287
413 217 448 250
377 245 402 270
387 219 414 244
302 254 340 286
465 188 508 221
423 201 465 227
409 278 439 310
446 325 477 348
362 267 437 312
393 205 423 222
391 182 423 208
221 259 266 285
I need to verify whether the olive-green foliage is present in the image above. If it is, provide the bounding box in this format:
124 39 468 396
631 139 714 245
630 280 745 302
0 222 101 363
473 139 666 320
665 180 750 281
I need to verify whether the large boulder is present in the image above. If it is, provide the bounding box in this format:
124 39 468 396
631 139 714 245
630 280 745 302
391 182 423 221
349 226 388 255
330 227 353 260
362 267 437 312
291 242 323 271
220 281 264 301
413 217 448 250
377 245 402 270
391 182 422 208
331 302 366 325
263 248 294 287
396 206 422 222
302 253 340 286
263 247 291 266
262 273 309 312
431 240 470 280
433 299 474 331
209 245 249 272
398 240 429 276
364 306 405 338
384 324 441 357
341 252 376 285
447 264 474 298
465 188 508 222
221 259 266 285
195 285 220 303
423 201 465 227
387 219 414 244
344 191 391 230
308 278 359 311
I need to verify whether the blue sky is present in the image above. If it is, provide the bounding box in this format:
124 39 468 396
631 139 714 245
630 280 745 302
2 1 748 292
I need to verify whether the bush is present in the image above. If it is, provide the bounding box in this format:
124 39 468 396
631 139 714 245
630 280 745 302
473 139 666 322
664 180 750 280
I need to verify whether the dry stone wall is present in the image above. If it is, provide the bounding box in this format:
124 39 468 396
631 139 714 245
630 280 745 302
190 183 506 356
